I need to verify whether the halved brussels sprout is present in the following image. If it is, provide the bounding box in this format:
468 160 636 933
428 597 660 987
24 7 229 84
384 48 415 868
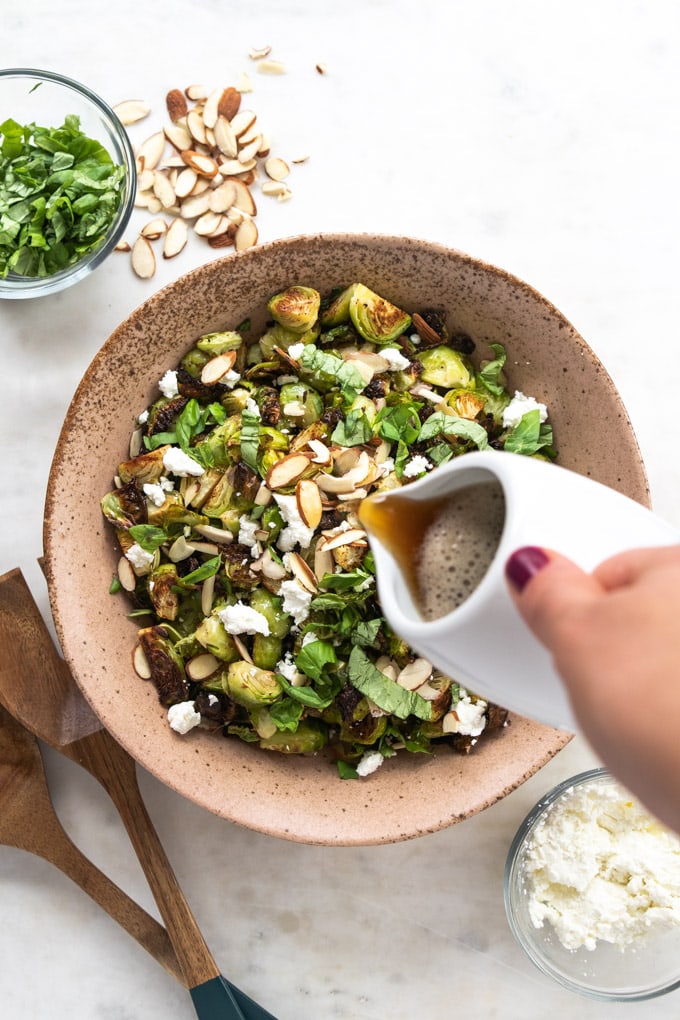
418 346 471 389
137 625 188 705
147 563 180 621
267 286 321 334
225 660 282 708
197 330 243 355
349 284 411 344
194 614 241 662
258 719 326 754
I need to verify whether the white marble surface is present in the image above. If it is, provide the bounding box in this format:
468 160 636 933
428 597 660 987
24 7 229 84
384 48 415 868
2 1 680 1016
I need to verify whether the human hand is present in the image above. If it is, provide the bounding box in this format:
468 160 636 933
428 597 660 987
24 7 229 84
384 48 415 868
505 544 680 834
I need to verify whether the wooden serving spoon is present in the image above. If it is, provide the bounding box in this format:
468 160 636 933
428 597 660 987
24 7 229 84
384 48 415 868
0 701 183 982
0 567 277 1020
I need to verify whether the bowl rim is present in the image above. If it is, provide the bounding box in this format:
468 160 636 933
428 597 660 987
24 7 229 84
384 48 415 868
504 766 680 1001
0 67 136 299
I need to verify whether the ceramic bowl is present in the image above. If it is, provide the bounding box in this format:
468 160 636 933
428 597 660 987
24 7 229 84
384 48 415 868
44 234 649 845
0 68 135 299
505 769 680 1000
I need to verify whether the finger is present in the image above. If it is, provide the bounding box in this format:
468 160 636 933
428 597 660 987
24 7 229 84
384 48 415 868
594 544 680 591
504 546 603 650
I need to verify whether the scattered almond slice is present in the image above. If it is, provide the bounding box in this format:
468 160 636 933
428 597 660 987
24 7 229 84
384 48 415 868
163 218 188 259
186 652 220 681
234 217 258 250
214 116 238 158
178 191 212 219
257 59 286 75
200 351 237 384
131 235 156 278
174 166 198 199
230 109 257 137
164 120 193 152
114 99 151 125
152 171 176 209
217 86 241 121
136 131 166 170
185 83 209 101
166 88 188 122
296 478 323 530
232 179 257 215
264 156 290 182
397 659 433 691
317 528 368 552
182 150 219 178
115 239 131 252
118 555 137 591
209 180 237 213
141 218 168 240
286 552 319 594
234 72 254 93
265 452 311 489
133 643 152 679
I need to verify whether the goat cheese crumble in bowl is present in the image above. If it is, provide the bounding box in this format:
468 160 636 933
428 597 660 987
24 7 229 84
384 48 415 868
504 767 680 1001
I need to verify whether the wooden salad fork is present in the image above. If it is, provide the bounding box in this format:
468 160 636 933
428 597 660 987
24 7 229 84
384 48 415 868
0 567 277 1020
0 699 183 979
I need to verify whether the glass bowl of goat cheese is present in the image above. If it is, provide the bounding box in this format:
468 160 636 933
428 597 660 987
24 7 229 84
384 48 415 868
504 767 680 1001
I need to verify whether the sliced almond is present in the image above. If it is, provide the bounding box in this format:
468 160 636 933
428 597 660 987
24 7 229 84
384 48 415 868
252 547 287 580
230 109 257 138
234 217 258 251
232 179 257 215
233 634 254 664
182 150 219 178
185 84 209 101
117 555 137 591
115 239 131 252
249 44 272 60
166 88 188 122
186 652 220 681
200 350 237 384
141 218 168 240
194 524 234 544
397 658 433 691
192 211 222 237
202 87 223 129
174 166 198 199
189 175 211 196
178 191 212 219
131 235 156 279
114 99 151 125
186 108 208 145
136 131 166 171
238 135 262 164
256 59 286 75
209 179 237 213
205 215 230 238
218 156 254 177
286 552 319 594
264 156 290 182
208 226 237 249
163 218 189 259
201 572 216 617
305 439 332 465
376 656 399 682
316 63 328 75
152 171 177 209
256 133 271 158
314 544 334 582
217 86 242 121
136 167 155 192
266 452 311 490
213 116 238 158
296 478 323 530
164 119 193 152
317 528 367 552
235 71 254 93
133 643 152 679
315 473 358 495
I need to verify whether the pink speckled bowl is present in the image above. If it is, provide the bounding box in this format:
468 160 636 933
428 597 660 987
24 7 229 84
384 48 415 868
43 234 648 845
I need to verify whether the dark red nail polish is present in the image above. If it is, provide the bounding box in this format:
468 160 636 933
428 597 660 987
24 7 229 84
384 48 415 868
505 546 550 592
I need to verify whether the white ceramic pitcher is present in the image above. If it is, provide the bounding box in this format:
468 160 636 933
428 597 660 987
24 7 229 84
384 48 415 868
360 450 680 731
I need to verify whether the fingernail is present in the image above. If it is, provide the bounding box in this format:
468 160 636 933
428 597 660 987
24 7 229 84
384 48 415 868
505 546 550 592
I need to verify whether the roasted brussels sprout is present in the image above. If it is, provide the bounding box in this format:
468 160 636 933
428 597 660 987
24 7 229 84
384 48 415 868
418 346 471 389
267 286 321 334
349 284 411 344
225 660 282 708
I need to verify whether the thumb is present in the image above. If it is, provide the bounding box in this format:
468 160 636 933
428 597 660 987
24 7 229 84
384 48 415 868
504 546 603 651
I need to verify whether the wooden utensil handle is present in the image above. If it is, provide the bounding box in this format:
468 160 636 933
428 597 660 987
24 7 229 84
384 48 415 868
28 804 183 984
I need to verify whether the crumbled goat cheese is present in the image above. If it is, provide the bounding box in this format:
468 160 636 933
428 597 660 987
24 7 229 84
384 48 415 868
222 369 241 388
245 396 260 417
356 751 384 777
275 652 299 681
287 342 305 360
218 601 270 636
446 690 487 736
279 578 313 625
282 400 306 417
162 447 205 477
143 482 167 507
380 346 411 371
502 391 548 430
159 476 175 491
137 408 149 424
158 369 179 398
524 781 680 951
273 493 315 551
167 701 201 734
403 455 432 478
277 374 299 385
238 515 261 550
125 543 155 571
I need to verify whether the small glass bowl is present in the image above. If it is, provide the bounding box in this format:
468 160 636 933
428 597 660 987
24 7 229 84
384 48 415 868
0 68 136 299
504 767 680 1001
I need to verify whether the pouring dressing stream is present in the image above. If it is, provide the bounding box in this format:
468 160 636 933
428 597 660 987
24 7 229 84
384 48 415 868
358 450 680 731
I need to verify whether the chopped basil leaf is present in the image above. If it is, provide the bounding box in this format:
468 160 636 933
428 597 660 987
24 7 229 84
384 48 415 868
348 647 433 721
128 524 167 552
418 411 489 448
239 408 261 470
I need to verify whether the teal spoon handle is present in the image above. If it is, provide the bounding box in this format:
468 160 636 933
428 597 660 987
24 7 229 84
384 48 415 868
192 975 278 1019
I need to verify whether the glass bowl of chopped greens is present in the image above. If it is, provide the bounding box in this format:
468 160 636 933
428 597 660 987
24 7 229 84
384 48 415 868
505 767 680 1001
0 67 136 298
44 234 651 845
